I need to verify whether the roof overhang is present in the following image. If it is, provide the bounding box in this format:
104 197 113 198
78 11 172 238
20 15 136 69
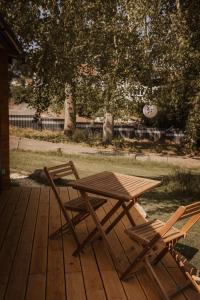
0 14 22 58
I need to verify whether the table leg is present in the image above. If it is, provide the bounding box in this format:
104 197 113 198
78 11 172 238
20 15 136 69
122 202 136 227
73 193 123 256
80 191 116 258
105 199 136 235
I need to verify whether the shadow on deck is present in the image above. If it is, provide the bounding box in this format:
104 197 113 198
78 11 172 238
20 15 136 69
0 187 199 300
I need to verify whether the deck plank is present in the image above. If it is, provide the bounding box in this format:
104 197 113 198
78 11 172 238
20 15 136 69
60 187 87 300
26 187 50 300
163 253 200 300
26 274 46 300
0 189 11 216
101 201 148 300
0 187 31 300
4 187 40 300
0 187 199 300
0 188 21 249
85 204 128 300
68 187 107 300
46 189 66 300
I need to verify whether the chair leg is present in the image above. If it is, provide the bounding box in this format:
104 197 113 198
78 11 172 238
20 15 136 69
71 212 89 227
50 222 71 239
121 202 136 227
73 199 123 256
50 212 87 238
120 245 149 280
168 281 191 298
152 247 169 265
105 200 136 235
144 257 170 300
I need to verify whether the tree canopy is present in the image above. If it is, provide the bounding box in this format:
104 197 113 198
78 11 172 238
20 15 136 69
1 0 200 150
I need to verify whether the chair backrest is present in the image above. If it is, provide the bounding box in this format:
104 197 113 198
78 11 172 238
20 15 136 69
44 160 79 214
179 201 200 234
44 161 81 246
180 201 200 220
44 160 80 181
160 201 200 238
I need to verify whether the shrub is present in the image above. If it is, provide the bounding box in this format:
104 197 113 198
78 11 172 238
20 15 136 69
70 129 89 143
163 169 200 197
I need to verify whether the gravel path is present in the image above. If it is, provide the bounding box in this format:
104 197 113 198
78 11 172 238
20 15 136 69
10 136 200 169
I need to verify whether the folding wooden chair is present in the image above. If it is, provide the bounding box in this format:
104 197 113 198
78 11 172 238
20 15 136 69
121 201 200 299
44 161 107 249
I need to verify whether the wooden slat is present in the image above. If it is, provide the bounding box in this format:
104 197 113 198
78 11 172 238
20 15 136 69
60 187 86 300
66 273 86 300
162 253 199 300
103 200 157 299
29 188 49 274
77 178 148 194
53 171 74 180
70 171 160 201
184 202 200 210
46 189 66 300
60 189 82 273
0 187 198 300
85 205 128 300
50 166 73 176
25 274 46 300
97 201 148 300
0 188 21 249
47 162 71 171
4 188 40 300
180 210 200 220
154 263 186 300
0 187 31 299
71 172 159 187
72 175 147 191
0 189 11 216
26 188 50 300
179 202 200 220
68 187 106 300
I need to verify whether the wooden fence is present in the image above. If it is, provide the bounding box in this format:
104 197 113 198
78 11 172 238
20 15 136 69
9 115 184 143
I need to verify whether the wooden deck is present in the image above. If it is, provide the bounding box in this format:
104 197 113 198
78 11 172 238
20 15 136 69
0 187 199 300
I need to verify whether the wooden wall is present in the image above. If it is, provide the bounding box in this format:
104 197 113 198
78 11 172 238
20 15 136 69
0 48 10 189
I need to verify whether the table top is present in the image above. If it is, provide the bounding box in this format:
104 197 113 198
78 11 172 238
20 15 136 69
70 171 161 201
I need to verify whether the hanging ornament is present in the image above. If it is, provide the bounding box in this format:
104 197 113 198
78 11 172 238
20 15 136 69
143 104 158 119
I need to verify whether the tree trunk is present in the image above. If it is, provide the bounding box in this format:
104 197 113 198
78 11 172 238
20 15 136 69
64 82 76 136
103 112 114 143
176 0 181 11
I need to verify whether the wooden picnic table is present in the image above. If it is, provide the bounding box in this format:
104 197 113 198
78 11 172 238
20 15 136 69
70 171 161 259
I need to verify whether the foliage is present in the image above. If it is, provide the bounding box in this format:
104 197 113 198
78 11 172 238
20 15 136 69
1 0 200 150
126 0 200 150
10 126 67 143
163 169 200 196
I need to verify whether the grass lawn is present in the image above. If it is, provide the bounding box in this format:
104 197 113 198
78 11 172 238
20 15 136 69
10 149 200 268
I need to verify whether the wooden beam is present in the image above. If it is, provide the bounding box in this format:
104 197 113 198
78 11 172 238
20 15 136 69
0 48 10 190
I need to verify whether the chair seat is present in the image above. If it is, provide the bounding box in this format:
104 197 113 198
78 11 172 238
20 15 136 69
64 196 107 212
125 219 185 245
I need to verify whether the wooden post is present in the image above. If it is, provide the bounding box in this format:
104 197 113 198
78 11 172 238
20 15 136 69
103 112 114 143
0 49 10 190
64 82 76 136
